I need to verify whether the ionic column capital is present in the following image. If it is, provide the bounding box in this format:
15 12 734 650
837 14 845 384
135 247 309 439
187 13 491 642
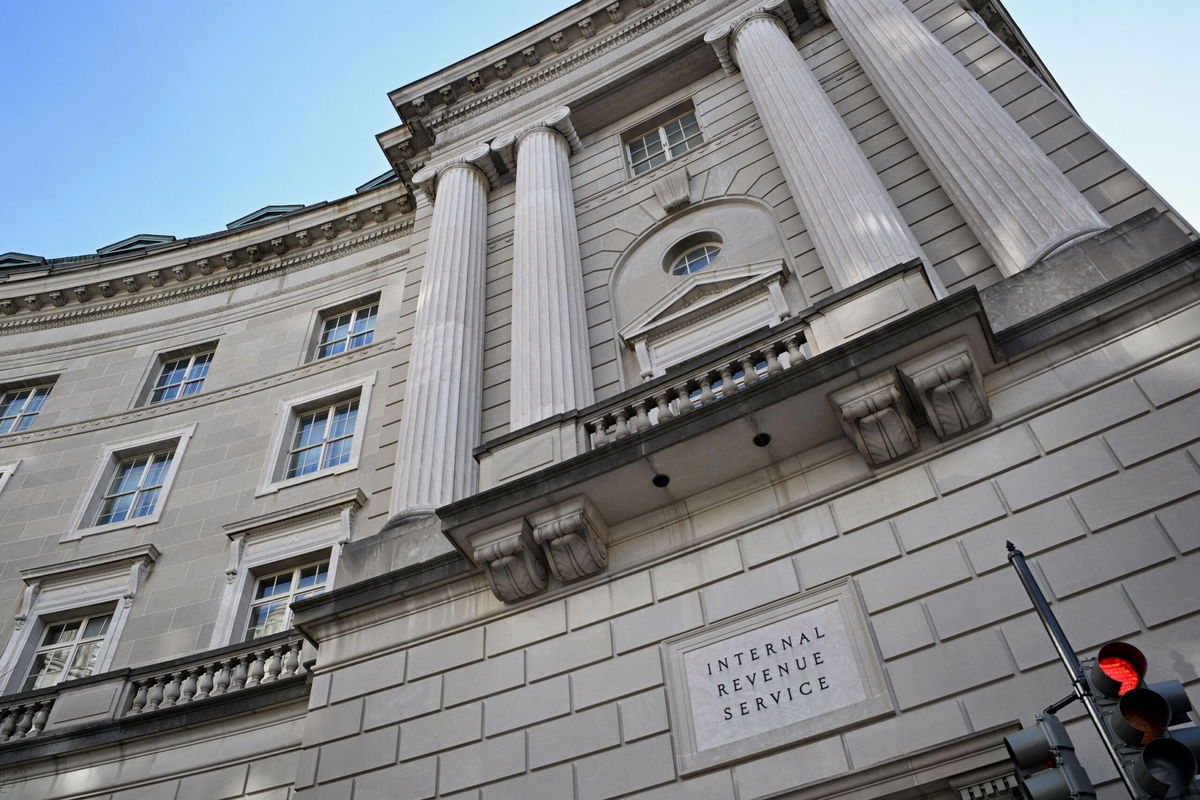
411 143 499 203
704 0 802 74
491 107 582 172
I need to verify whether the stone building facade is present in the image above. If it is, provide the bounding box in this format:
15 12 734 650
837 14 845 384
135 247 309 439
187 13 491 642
0 0 1197 798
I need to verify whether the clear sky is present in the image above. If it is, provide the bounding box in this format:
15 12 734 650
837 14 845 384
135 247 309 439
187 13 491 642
2 1 1196 259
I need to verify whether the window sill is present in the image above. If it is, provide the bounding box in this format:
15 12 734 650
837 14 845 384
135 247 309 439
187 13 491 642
255 462 358 498
62 513 162 543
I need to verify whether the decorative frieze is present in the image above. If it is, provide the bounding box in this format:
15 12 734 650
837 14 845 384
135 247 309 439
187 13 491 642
899 341 991 439
472 520 549 603
830 371 918 467
530 497 609 582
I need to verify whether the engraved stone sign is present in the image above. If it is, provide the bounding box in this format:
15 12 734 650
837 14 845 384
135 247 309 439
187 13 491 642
663 579 892 773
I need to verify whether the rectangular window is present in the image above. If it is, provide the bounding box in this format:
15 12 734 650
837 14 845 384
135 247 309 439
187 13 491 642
0 384 52 434
150 351 213 403
286 399 359 479
317 303 377 359
95 449 175 526
245 560 330 640
23 611 113 692
626 110 703 176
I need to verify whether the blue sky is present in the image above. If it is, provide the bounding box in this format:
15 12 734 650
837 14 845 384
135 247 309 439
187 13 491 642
1 1 1195 259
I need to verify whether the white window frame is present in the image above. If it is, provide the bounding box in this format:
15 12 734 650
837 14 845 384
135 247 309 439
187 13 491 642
0 379 56 435
63 423 196 542
210 489 363 648
22 610 115 693
147 348 215 405
625 108 704 177
256 373 375 496
244 559 330 641
0 545 158 695
306 294 381 363
0 458 20 497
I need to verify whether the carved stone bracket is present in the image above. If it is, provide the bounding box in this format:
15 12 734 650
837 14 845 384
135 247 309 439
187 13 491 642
472 520 549 603
830 370 918 467
899 340 991 440
491 107 583 172
650 167 693 216
956 773 1019 800
411 144 499 204
530 497 609 582
705 0 802 75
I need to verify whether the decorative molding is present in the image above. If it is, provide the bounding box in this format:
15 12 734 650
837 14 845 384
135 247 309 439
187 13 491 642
491 106 583 171
957 773 1019 800
649 167 693 216
899 340 991 440
223 488 367 539
830 370 918 467
530 497 609 582
0 222 412 338
471 520 549 603
411 144 499 203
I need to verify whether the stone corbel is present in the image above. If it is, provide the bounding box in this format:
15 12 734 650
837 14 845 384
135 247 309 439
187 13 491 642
491 107 582 172
98 281 115 297
270 237 288 255
411 144 499 204
147 270 164 287
23 295 42 311
295 230 312 248
48 291 66 307
550 32 567 52
522 46 540 67
650 167 693 217
705 0 802 75
196 258 213 275
13 582 41 631
605 2 625 23
121 276 140 293
830 370 918 467
246 245 262 262
530 497 609 582
471 519 549 603
171 265 189 281
73 286 91 303
221 253 238 270
899 340 991 440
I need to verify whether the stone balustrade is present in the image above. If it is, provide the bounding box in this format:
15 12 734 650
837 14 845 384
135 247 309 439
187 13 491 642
125 636 306 715
583 327 810 449
0 695 55 742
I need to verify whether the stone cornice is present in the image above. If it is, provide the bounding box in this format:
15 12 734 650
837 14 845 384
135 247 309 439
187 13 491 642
0 220 413 336
1 196 414 325
490 107 582 171
0 336 392 447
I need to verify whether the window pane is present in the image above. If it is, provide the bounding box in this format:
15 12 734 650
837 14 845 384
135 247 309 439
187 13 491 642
323 437 353 469
97 493 135 525
83 614 112 638
27 649 70 690
42 620 81 646
329 401 358 438
25 388 50 412
130 486 161 518
143 452 174 488
294 411 328 448
110 457 149 494
67 641 102 680
14 415 36 432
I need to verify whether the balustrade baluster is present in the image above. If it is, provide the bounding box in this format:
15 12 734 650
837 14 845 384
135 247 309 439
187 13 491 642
719 367 735 397
13 706 34 738
0 709 15 742
145 676 166 712
263 647 283 683
633 400 650 432
613 411 630 439
160 673 183 708
246 652 266 688
29 702 50 736
178 670 198 704
283 643 301 677
741 357 759 386
212 660 233 695
765 346 783 376
655 392 673 422
129 680 149 714
784 336 803 365
195 666 214 700
698 376 716 405
231 656 250 691
590 420 608 447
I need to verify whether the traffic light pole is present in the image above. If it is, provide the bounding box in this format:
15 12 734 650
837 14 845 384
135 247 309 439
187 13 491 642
1006 542 1141 800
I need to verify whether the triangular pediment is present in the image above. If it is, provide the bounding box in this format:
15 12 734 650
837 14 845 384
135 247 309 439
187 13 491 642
226 204 305 230
0 252 47 270
96 234 177 256
620 259 787 344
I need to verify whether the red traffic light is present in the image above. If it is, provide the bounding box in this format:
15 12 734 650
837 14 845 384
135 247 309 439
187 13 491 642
1089 642 1146 699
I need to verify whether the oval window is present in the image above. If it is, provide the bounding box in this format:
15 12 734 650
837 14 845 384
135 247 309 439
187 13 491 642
669 243 721 276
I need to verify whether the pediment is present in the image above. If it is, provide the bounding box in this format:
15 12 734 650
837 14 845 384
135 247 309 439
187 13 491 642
0 252 46 270
226 204 305 230
96 234 177 255
619 259 787 344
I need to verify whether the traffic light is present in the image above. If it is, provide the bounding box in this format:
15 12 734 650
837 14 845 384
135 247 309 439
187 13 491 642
1086 641 1200 799
1006 712 1096 800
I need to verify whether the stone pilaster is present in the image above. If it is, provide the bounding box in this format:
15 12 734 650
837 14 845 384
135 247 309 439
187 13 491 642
390 145 497 518
823 0 1107 276
492 108 594 430
706 0 925 292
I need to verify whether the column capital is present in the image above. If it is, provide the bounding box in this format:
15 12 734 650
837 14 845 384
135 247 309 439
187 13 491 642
491 106 582 172
411 143 499 204
704 0 801 74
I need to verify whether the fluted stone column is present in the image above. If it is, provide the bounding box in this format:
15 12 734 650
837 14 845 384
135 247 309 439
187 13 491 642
493 108 594 430
391 145 497 518
824 0 1107 276
706 0 924 292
